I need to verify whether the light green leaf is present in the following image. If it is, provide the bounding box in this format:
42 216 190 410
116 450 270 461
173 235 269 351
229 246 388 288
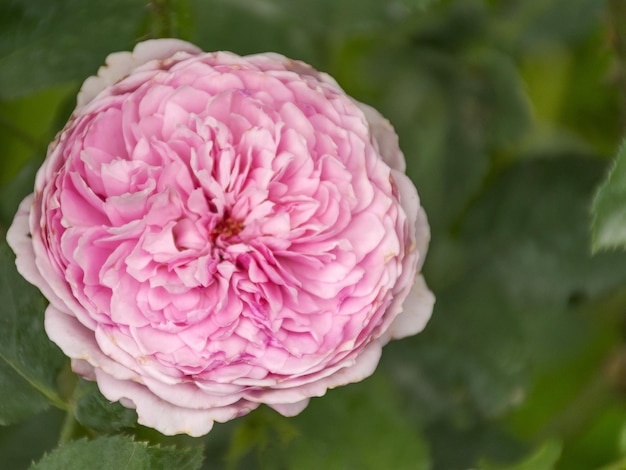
30 435 204 470
592 140 626 252
0 240 66 423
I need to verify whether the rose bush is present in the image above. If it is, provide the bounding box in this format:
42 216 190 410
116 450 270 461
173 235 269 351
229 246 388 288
7 39 434 436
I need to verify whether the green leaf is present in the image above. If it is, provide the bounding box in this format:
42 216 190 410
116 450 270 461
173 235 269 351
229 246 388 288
478 440 562 470
0 240 66 423
74 380 138 433
30 435 204 470
0 360 55 426
0 0 144 99
592 140 626 252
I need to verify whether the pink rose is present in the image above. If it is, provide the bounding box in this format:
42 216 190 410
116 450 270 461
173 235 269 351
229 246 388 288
7 39 434 436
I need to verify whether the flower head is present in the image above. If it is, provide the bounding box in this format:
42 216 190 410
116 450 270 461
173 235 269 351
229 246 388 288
7 39 434 436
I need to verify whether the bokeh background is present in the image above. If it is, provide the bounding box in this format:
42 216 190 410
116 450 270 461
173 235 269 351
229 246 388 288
1 0 626 468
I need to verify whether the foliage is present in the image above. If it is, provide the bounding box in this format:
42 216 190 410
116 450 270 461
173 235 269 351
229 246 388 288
1 0 626 468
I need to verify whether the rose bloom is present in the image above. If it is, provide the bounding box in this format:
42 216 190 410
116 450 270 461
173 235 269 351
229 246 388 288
7 39 434 436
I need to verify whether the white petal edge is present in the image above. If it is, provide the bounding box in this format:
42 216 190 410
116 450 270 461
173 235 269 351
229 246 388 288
77 39 202 109
6 195 41 288
383 275 435 342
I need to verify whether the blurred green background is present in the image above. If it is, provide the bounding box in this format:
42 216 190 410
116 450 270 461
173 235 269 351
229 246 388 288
2 0 626 468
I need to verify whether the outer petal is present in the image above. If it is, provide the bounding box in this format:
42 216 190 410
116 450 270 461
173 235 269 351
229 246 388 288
6 195 41 288
383 275 435 342
44 305 138 381
77 39 202 109
357 101 406 173
251 341 383 409
267 399 310 417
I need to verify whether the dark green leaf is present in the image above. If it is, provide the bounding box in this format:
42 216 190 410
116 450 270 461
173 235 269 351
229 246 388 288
30 435 204 470
0 240 66 423
0 360 54 426
74 380 138 434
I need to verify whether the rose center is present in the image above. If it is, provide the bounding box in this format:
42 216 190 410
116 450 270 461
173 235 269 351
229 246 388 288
211 216 244 242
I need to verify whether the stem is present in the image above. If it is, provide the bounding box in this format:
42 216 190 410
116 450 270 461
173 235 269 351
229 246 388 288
148 0 193 40
58 407 78 445
57 372 85 445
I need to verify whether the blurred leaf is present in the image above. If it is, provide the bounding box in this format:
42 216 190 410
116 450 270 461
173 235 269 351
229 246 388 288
0 0 144 99
516 21 619 160
225 406 299 469
505 316 619 439
214 0 434 35
346 1 532 233
592 141 626 252
495 0 606 50
30 435 204 470
74 380 138 434
0 85 74 182
0 158 40 231
557 403 626 469
386 157 626 467
599 458 626 470
478 440 562 470
0 240 66 423
228 373 430 470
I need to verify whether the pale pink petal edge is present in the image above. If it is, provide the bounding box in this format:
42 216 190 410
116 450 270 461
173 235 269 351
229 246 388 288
255 341 383 410
45 305 138 382
95 369 257 437
357 101 407 173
